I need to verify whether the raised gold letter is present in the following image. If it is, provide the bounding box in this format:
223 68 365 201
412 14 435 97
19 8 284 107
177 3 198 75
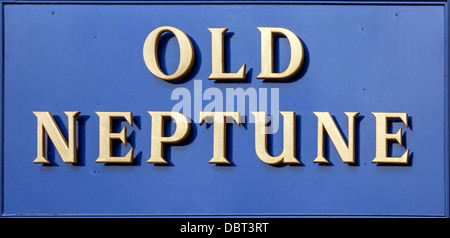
147 111 190 164
143 26 194 81
372 113 409 164
313 112 359 164
257 27 304 80
208 28 246 80
33 111 80 164
252 111 299 165
96 112 134 163
199 112 241 164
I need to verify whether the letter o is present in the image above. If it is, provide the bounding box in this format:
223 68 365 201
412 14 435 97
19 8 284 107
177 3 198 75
143 26 194 81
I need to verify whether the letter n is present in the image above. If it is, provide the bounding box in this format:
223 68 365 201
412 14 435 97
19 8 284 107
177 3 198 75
33 111 80 164
313 112 359 164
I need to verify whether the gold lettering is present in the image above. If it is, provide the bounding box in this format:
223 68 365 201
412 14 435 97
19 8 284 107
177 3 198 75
256 27 304 80
143 26 194 81
372 112 409 164
252 111 299 165
147 111 190 164
313 112 359 164
95 112 134 163
33 111 80 164
199 111 241 164
208 28 246 80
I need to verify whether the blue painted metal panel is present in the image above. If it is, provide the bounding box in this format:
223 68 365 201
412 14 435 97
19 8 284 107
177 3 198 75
0 1 448 217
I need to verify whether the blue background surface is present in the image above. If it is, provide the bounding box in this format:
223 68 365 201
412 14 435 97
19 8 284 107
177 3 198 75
1 1 448 216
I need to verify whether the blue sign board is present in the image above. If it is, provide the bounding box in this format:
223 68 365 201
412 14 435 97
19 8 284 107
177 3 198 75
0 0 449 217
